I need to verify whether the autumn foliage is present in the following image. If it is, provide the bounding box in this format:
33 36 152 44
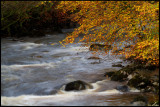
1 1 159 66
56 1 159 66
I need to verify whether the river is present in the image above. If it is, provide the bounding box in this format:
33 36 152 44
1 28 155 106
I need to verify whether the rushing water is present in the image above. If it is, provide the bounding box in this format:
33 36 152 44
1 29 154 106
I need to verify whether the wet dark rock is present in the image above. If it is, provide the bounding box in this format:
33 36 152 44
146 84 159 94
116 85 129 92
154 86 159 94
134 65 144 69
150 75 159 94
130 95 148 106
64 80 93 91
111 70 128 82
127 72 139 80
119 65 135 74
41 50 49 53
126 71 159 93
89 44 112 51
88 56 101 60
145 65 157 70
127 75 152 90
103 62 159 95
104 72 115 77
151 75 159 82
112 64 124 67
144 86 155 92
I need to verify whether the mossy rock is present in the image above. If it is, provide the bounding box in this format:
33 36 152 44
127 75 143 88
110 65 137 81
111 70 128 81
127 75 152 89
119 66 135 74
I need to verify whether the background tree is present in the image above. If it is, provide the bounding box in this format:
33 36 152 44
1 1 40 36
1 1 62 37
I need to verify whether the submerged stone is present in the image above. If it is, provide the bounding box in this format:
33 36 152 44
116 85 129 92
112 64 124 67
88 56 101 59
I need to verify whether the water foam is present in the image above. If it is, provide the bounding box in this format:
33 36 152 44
1 78 123 106
1 88 120 106
1 62 57 71
10 42 44 50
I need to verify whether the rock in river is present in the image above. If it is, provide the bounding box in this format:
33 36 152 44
64 80 93 91
112 64 124 67
89 44 112 51
88 56 101 60
111 70 128 82
116 85 129 92
104 71 115 77
127 75 152 90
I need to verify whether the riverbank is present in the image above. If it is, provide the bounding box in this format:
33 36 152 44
105 57 159 106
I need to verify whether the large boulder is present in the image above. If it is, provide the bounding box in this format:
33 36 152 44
64 80 93 91
89 44 112 51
